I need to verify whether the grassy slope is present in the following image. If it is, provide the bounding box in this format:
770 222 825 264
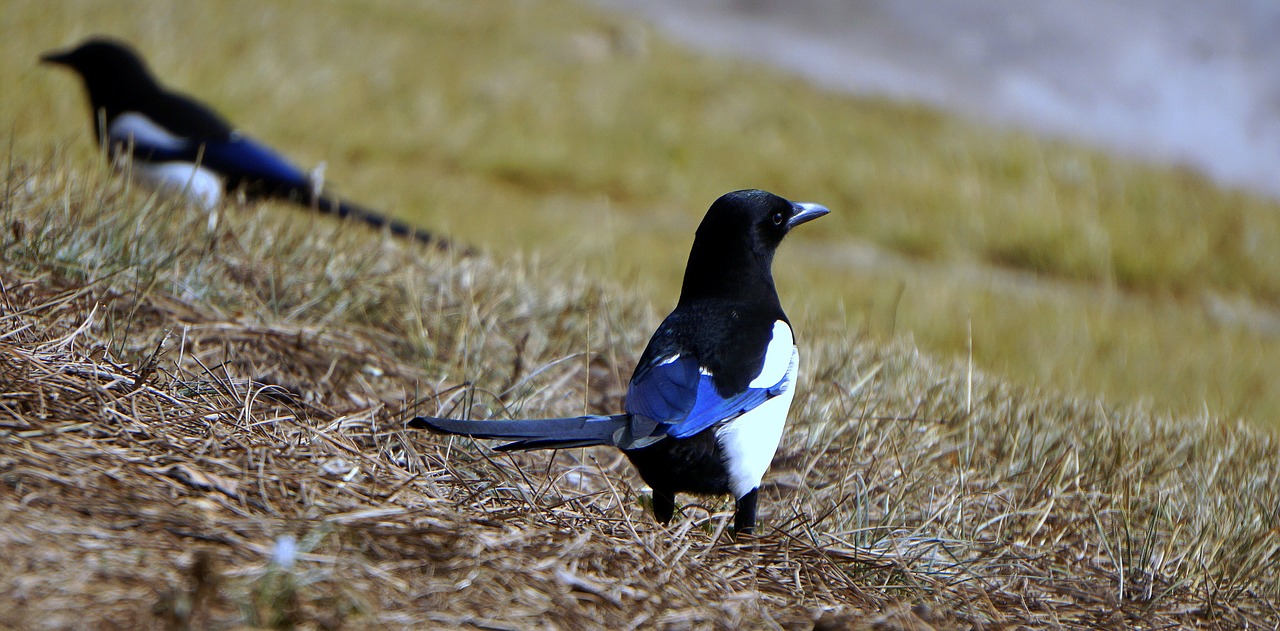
7 0 1280 425
3 143 1278 630
1 0 1278 628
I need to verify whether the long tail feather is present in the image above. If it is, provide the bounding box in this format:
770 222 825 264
408 414 630 451
493 438 611 452
236 174 469 251
312 194 455 250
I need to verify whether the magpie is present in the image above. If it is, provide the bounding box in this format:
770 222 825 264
41 37 441 246
411 189 828 535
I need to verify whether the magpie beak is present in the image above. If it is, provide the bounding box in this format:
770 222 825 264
788 202 830 229
39 51 72 65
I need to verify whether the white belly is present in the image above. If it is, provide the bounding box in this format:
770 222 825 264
133 161 224 210
715 346 798 498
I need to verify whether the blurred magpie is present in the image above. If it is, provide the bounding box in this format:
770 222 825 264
411 189 828 535
41 37 441 246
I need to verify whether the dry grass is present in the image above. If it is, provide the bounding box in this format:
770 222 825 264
4 2 1280 627
2 151 1278 628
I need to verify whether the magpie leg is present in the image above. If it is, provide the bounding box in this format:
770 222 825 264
733 488 759 538
652 489 676 524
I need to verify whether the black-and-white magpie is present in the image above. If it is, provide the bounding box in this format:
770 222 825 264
41 37 440 246
411 189 828 535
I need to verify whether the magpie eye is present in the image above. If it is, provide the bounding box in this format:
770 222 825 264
771 211 785 226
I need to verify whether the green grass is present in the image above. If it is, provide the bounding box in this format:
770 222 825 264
8 0 1280 426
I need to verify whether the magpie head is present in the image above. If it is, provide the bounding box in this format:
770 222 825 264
41 37 159 111
682 189 829 301
699 189 828 258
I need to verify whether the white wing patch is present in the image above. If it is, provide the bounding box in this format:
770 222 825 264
748 320 795 389
657 354 680 366
108 112 189 151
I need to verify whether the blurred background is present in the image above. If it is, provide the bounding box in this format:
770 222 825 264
4 0 1279 427
601 0 1280 199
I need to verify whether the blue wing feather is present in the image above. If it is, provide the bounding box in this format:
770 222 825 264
666 378 771 438
626 353 785 440
120 128 310 189
625 354 698 423
197 135 311 188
